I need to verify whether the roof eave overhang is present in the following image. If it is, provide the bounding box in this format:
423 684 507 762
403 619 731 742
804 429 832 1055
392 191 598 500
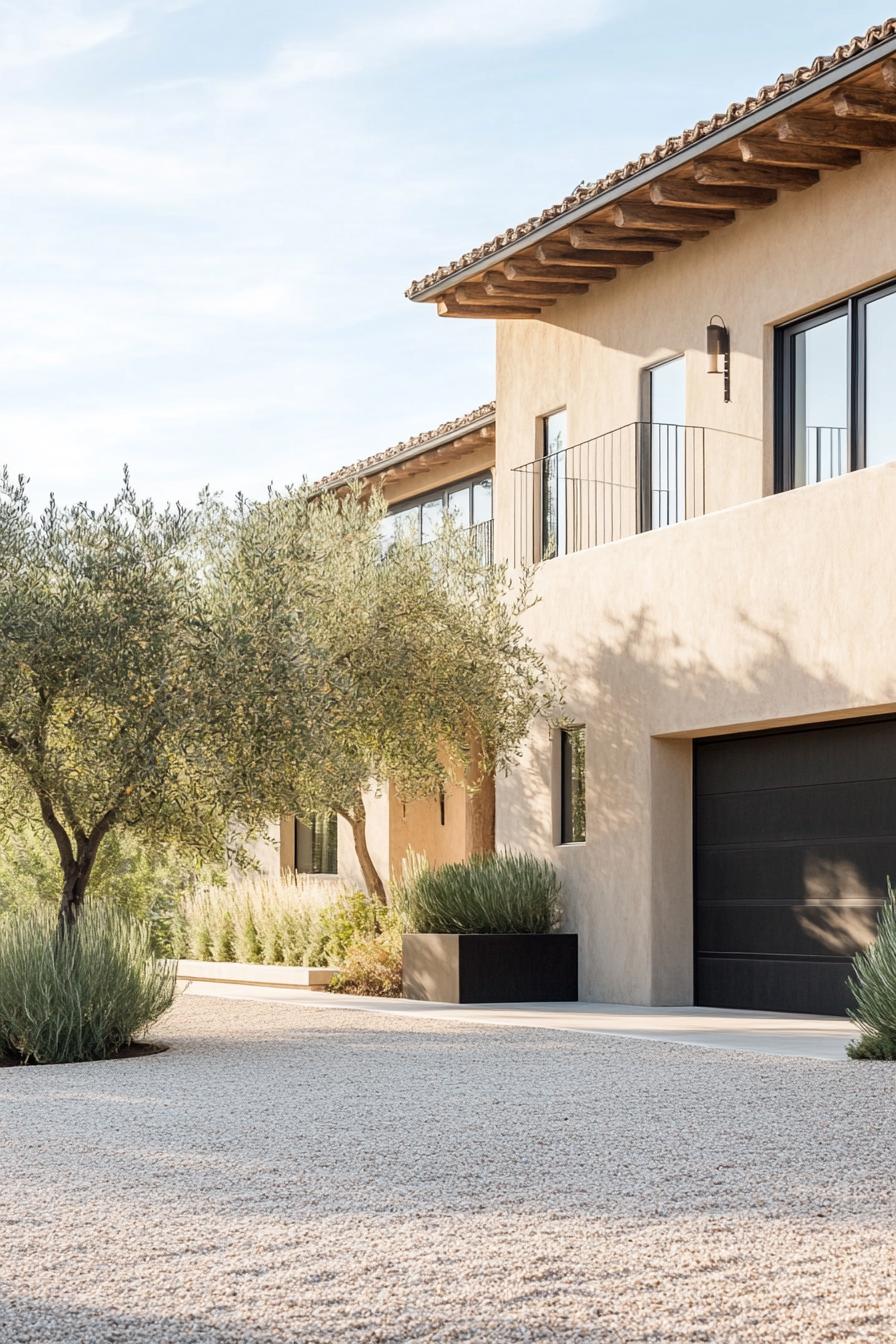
322 407 497 492
409 32 896 303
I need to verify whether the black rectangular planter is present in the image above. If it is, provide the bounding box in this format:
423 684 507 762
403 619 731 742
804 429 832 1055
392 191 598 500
402 932 578 1004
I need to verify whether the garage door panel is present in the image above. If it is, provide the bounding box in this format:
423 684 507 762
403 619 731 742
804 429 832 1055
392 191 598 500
694 717 896 1015
695 838 895 905
696 777 896 846
695 955 854 1016
695 899 880 959
696 719 896 796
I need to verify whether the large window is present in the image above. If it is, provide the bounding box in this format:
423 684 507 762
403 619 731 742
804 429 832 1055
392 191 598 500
379 473 492 549
294 812 338 875
645 356 686 529
777 278 896 490
541 409 567 560
559 727 586 845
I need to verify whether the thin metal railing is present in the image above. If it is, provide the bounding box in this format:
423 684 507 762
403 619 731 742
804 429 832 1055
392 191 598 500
804 425 847 485
469 517 494 566
512 421 708 565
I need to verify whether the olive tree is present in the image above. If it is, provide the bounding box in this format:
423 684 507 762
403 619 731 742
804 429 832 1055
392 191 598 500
0 473 232 927
217 486 559 903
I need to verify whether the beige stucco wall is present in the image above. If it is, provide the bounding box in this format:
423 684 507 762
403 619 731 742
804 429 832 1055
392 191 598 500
388 779 468 878
498 463 896 1003
494 147 896 1004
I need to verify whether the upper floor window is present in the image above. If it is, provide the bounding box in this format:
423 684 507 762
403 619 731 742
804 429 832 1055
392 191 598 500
645 356 686 529
541 409 567 560
777 278 896 490
379 473 493 550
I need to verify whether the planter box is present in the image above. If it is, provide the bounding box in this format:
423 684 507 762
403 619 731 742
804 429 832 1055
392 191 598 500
174 959 336 991
402 933 578 1004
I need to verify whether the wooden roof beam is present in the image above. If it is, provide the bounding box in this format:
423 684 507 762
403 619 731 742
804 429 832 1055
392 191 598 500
881 58 896 89
611 202 734 231
534 242 653 267
737 137 860 170
697 157 820 190
776 111 896 149
503 259 616 284
438 294 542 319
484 275 589 300
567 224 682 251
831 87 896 121
454 285 554 309
650 179 776 210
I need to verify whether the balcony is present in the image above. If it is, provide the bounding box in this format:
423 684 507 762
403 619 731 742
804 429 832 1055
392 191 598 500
512 421 758 565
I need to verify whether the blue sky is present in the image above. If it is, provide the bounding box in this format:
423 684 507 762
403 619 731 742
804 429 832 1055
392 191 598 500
1 0 889 506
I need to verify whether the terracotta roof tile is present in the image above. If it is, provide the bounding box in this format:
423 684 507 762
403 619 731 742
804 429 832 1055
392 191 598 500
311 401 496 491
406 18 896 298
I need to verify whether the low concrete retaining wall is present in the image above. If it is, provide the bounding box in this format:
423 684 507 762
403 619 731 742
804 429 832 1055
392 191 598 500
174 959 336 991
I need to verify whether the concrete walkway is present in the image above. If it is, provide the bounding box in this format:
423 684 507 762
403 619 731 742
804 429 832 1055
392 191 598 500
182 979 856 1059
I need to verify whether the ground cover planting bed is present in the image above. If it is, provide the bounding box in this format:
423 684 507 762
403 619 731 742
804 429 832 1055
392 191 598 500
1 993 895 1343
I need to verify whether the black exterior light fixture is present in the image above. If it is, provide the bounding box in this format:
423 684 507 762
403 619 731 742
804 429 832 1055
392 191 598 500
706 315 731 402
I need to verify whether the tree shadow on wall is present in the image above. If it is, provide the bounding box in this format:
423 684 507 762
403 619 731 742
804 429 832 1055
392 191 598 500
500 604 896 951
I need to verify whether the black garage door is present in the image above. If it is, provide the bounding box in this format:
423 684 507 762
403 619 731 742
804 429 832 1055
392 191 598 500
694 717 896 1015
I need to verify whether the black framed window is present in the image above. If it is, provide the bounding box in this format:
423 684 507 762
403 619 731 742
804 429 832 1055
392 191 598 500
541 409 567 560
645 356 686 530
776 277 896 490
294 812 338 875
559 726 586 845
379 472 493 550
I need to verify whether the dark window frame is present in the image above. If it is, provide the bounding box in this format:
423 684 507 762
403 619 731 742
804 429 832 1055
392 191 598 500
559 726 586 845
642 354 687 533
384 470 493 542
540 407 567 562
775 274 896 492
293 811 338 876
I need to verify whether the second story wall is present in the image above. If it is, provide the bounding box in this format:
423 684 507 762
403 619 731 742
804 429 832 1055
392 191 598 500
494 147 896 566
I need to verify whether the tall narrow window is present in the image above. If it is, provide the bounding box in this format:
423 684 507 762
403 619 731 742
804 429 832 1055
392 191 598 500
294 811 338 875
541 410 567 560
646 356 686 529
779 307 849 487
559 727 586 844
860 285 896 469
777 279 896 489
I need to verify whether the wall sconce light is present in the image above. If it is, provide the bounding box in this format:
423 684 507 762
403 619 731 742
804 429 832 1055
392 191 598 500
706 315 730 402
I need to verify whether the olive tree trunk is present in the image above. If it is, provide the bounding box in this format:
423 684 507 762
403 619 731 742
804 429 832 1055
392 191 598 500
58 852 96 930
344 795 387 906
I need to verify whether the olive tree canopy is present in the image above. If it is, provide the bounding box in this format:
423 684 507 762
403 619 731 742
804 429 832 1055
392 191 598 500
217 486 559 902
0 473 232 926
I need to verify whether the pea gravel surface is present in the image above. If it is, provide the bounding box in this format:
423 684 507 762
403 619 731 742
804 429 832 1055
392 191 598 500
1 993 895 1344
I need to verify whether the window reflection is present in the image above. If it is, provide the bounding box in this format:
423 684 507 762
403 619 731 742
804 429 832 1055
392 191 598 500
864 288 896 468
542 410 567 560
381 474 493 549
791 313 848 486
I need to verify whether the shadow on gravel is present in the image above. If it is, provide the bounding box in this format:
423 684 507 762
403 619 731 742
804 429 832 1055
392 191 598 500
0 1297 302 1344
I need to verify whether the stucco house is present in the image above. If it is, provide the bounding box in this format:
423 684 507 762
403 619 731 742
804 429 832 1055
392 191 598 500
291 19 896 1018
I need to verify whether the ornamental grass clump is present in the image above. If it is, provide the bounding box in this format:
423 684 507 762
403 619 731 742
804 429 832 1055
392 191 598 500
0 903 176 1065
847 879 896 1060
398 851 561 935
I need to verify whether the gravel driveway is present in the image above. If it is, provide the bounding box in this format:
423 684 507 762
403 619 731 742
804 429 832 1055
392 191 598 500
1 993 895 1344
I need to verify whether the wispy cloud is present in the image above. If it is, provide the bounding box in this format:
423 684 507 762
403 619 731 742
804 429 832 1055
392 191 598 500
255 0 618 88
0 0 626 506
0 0 134 69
